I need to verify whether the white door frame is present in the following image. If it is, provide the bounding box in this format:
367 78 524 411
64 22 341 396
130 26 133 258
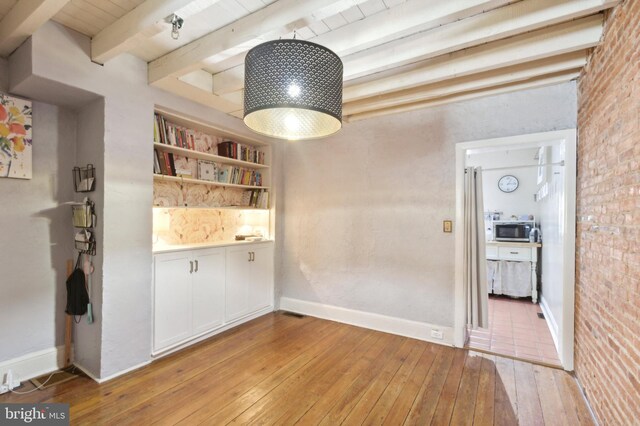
453 129 577 371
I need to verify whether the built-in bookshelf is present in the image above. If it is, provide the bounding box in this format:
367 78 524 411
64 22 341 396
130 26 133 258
152 108 271 210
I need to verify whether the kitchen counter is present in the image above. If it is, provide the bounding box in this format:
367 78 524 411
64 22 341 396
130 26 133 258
485 241 541 303
486 241 542 248
153 239 273 254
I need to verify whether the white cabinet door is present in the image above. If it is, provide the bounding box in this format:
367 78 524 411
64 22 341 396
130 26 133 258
154 242 274 354
225 245 252 322
247 243 274 313
154 251 192 351
192 247 226 335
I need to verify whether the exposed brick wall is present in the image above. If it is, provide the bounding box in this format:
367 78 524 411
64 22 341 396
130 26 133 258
575 0 640 424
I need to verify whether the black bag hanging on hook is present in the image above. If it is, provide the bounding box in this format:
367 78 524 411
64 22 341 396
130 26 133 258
66 252 89 316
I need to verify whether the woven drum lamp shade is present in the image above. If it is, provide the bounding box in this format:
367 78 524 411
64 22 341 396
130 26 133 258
243 39 343 141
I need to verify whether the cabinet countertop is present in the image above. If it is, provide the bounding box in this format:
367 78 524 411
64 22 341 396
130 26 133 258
153 239 274 254
486 241 542 248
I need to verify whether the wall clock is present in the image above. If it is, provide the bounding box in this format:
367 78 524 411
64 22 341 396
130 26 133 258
498 175 519 193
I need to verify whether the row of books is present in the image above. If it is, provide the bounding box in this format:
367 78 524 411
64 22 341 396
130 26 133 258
154 113 265 165
242 189 269 209
218 141 266 165
217 165 264 186
154 149 178 176
154 150 264 187
154 114 197 150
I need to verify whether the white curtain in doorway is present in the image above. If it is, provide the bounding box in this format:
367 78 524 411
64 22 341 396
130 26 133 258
464 167 488 328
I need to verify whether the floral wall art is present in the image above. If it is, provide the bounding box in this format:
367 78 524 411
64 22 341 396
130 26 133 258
0 94 32 179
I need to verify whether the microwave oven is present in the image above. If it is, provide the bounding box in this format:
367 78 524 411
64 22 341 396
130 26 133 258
493 221 534 242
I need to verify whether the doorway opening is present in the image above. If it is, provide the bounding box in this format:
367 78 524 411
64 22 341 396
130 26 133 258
454 130 577 371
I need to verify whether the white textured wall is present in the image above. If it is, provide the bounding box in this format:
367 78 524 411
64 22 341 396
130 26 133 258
0 102 76 361
278 82 577 328
0 57 7 91
72 98 105 375
5 21 264 379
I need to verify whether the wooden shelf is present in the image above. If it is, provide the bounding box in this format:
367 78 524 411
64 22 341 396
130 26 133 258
153 174 270 190
155 107 269 147
154 143 269 169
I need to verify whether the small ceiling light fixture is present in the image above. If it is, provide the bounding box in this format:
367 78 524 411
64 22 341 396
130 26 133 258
243 39 343 141
170 14 183 40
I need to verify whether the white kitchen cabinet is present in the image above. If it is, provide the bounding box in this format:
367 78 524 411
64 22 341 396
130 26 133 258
225 242 274 322
153 247 225 353
153 251 196 351
153 241 274 355
192 248 225 335
486 242 541 303
247 243 274 313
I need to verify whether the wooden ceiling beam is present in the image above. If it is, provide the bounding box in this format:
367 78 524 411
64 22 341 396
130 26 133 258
209 0 514 95
344 14 604 102
148 0 370 84
0 0 70 57
345 72 581 122
154 77 241 113
91 0 203 64
343 52 587 115
342 0 618 80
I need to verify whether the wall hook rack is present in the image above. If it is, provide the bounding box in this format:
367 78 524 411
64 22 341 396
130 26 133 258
73 164 96 192
71 198 96 228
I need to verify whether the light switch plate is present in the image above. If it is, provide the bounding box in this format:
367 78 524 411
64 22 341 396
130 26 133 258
443 220 453 233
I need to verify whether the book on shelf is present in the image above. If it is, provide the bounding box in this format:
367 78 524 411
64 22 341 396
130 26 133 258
152 148 176 176
218 141 265 165
153 150 161 174
167 152 176 176
241 189 269 209
197 160 218 181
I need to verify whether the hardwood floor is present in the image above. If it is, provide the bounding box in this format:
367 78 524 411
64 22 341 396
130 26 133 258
0 312 594 425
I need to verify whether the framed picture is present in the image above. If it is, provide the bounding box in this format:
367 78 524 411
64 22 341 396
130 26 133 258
197 160 218 181
0 93 32 179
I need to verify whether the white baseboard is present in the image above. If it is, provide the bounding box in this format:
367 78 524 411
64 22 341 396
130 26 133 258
0 346 68 384
73 359 152 384
540 295 559 349
279 297 454 346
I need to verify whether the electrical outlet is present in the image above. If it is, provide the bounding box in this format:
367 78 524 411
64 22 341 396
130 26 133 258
443 220 453 233
431 329 444 339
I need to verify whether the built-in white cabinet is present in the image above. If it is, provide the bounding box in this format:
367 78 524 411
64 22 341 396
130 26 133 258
153 242 273 354
191 249 226 334
225 243 274 322
153 247 225 352
154 251 194 350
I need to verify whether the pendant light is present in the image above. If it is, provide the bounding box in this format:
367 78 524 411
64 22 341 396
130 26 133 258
243 39 343 141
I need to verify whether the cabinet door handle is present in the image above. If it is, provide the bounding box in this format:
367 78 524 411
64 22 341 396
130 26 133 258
189 261 194 273
248 252 252 262
251 252 255 261
194 260 198 272
510 251 519 254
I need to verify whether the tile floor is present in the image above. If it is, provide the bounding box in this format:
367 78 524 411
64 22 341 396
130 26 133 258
467 295 561 366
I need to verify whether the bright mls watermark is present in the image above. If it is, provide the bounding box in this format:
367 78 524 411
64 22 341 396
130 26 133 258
1 404 69 425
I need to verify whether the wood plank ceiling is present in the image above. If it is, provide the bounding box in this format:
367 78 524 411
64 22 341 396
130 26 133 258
0 0 621 123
